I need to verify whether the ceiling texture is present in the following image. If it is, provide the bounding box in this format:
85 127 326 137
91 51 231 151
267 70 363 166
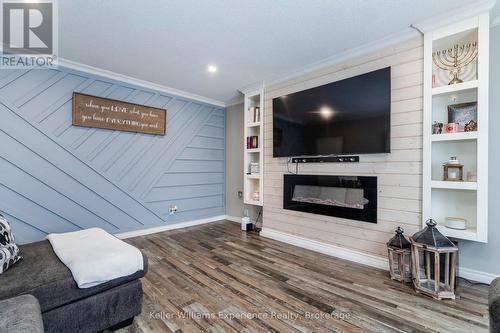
59 0 498 105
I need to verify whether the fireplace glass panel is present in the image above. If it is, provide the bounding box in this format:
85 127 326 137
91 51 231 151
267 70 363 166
292 185 368 210
283 174 377 223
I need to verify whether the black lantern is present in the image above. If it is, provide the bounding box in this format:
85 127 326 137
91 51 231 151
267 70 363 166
411 219 458 300
387 227 412 282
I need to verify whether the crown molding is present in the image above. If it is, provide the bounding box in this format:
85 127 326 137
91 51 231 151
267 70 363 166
57 58 226 108
413 0 495 32
238 81 265 95
262 1 496 89
265 29 419 88
225 98 244 108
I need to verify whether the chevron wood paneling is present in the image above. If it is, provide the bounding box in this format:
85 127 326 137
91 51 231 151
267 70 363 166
0 67 225 243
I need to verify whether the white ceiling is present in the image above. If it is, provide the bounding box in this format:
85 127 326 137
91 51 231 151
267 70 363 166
59 0 495 105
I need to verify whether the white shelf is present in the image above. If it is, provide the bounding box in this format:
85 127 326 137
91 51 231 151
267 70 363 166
431 181 477 190
438 225 479 242
246 174 260 179
431 132 477 142
247 122 261 128
432 80 478 96
246 148 261 153
245 199 262 206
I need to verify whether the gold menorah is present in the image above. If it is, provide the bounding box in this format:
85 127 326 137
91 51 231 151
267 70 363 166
432 41 478 85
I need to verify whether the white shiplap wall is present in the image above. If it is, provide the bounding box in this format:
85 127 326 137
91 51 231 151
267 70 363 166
262 38 424 258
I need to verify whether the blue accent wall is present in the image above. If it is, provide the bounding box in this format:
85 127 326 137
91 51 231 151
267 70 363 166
0 67 225 244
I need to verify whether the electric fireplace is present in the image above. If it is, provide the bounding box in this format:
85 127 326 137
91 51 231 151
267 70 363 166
283 175 377 223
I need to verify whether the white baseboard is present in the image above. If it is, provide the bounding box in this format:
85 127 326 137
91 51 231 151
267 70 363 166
116 215 227 239
457 266 498 284
260 227 499 284
226 215 260 225
116 217 498 284
225 215 242 224
260 227 389 270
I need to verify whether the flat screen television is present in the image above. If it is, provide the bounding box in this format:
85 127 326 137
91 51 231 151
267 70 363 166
273 67 391 157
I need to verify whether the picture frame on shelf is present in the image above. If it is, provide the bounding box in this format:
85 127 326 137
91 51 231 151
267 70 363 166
432 122 443 134
448 102 477 130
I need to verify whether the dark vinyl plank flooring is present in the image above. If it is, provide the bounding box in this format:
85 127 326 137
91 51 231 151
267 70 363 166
119 220 489 333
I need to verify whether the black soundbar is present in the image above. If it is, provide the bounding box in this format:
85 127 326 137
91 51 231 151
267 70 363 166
290 156 359 163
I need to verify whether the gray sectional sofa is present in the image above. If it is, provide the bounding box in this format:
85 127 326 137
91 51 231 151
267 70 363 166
0 295 44 333
491 278 500 333
0 240 147 333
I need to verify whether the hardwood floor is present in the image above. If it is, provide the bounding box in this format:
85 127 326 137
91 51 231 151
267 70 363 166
120 220 489 333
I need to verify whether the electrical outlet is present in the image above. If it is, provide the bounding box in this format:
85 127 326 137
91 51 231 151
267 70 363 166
237 191 243 199
169 205 178 215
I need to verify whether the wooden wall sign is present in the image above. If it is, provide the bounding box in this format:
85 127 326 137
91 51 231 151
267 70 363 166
72 92 166 135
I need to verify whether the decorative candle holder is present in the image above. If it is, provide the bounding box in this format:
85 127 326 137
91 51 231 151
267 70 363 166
444 123 460 133
443 157 464 181
411 219 458 300
432 41 478 85
387 227 412 283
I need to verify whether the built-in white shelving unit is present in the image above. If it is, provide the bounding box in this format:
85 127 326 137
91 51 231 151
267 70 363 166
243 87 264 206
431 132 478 142
423 13 489 242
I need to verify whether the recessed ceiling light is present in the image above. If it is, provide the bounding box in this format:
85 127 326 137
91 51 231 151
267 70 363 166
207 65 217 73
319 106 334 119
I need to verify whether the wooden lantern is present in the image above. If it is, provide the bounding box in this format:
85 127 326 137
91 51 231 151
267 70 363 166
411 219 458 300
443 163 464 181
387 227 412 283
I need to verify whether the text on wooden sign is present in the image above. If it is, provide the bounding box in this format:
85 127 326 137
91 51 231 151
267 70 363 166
72 92 167 135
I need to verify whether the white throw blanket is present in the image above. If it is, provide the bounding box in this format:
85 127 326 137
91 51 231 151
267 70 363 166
47 228 143 288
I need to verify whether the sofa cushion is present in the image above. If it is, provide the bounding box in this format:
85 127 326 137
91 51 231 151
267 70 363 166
42 280 142 333
0 214 22 274
0 294 44 333
0 240 147 313
490 278 500 333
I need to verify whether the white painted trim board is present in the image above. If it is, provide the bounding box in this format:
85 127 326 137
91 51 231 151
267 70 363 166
57 1 495 109
58 58 226 108
225 215 242 224
117 216 497 284
260 227 388 270
116 215 227 239
260 227 498 284
458 267 499 284
260 0 495 89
